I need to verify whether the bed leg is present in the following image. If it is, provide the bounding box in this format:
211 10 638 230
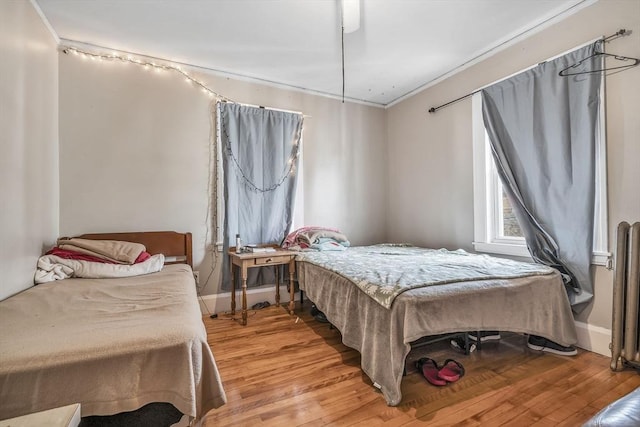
275 266 280 306
230 265 236 315
464 333 471 355
241 266 248 326
288 259 296 316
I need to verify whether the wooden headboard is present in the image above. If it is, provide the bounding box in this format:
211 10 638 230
75 231 193 267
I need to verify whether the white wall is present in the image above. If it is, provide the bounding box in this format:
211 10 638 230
0 1 59 300
58 53 388 297
387 0 640 347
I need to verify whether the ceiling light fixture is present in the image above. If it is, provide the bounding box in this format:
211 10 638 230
341 0 360 34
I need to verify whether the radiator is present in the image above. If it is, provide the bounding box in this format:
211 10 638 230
611 221 640 371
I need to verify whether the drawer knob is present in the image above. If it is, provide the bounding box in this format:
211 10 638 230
266 258 272 263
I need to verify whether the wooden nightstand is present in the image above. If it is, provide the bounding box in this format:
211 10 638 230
227 247 297 325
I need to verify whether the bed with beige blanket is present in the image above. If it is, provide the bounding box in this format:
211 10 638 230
296 244 577 406
0 231 226 424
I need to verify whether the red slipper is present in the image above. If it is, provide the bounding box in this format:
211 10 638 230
415 357 447 386
438 358 465 382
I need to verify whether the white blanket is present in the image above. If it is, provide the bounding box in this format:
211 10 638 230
35 254 165 284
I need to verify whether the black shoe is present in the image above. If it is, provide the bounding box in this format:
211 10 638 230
314 311 329 323
450 336 477 353
310 304 320 317
309 303 329 323
469 331 501 343
527 335 577 356
251 301 270 310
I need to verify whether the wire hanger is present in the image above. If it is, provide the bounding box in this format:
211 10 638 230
559 29 639 76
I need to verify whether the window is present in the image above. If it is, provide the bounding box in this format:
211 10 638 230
472 56 609 265
486 131 525 246
214 103 304 249
472 98 530 258
501 192 523 238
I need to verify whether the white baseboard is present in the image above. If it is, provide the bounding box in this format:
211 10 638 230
198 285 299 315
574 320 611 357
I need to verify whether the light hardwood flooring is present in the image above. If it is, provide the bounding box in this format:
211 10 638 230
202 303 640 426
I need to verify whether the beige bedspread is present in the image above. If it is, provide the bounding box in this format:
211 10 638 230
298 258 577 406
0 264 226 420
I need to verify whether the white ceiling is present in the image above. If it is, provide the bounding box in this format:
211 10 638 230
35 0 590 107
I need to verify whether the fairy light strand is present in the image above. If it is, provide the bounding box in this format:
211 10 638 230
63 44 305 193
199 101 220 301
61 45 235 102
62 45 304 193
219 107 303 193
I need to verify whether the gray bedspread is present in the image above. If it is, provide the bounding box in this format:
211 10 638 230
297 247 577 406
0 264 226 421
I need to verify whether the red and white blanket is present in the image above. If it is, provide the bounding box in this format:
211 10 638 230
35 238 162 284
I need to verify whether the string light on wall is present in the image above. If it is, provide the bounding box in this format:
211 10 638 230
61 46 301 193
219 108 303 193
61 45 235 102
62 44 304 193
61 46 307 112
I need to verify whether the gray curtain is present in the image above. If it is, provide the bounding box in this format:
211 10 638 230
219 103 303 291
481 43 602 313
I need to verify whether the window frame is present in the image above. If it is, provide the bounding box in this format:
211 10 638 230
472 93 531 259
471 45 609 266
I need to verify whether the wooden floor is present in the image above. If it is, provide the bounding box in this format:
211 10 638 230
201 303 640 426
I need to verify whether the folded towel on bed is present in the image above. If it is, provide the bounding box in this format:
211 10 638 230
57 238 146 265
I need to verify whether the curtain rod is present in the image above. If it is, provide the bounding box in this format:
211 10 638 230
219 100 311 118
427 29 628 114
427 90 480 113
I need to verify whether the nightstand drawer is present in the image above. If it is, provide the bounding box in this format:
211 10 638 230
254 255 292 266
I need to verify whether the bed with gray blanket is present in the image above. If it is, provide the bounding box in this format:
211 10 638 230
0 231 226 424
296 244 577 406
